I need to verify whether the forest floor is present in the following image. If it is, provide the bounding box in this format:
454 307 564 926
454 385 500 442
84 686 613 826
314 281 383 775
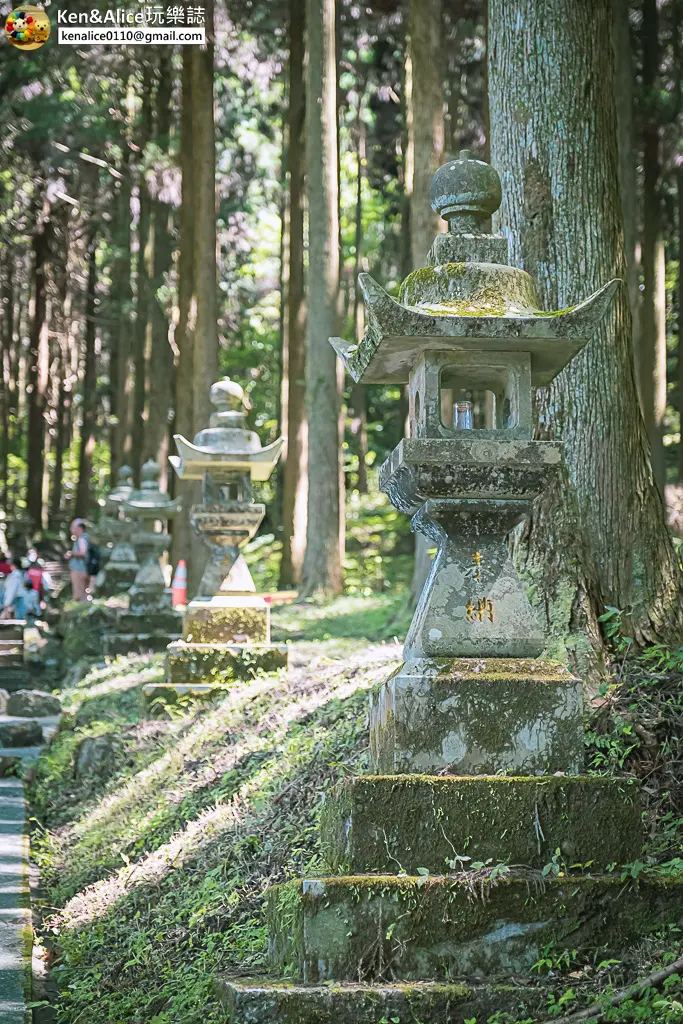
23 596 683 1024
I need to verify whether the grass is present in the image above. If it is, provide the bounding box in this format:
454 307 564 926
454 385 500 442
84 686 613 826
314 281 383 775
30 601 402 1024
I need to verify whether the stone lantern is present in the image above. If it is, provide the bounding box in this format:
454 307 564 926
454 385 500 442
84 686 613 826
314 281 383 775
123 458 181 615
219 155 683 1022
163 377 288 686
95 465 139 595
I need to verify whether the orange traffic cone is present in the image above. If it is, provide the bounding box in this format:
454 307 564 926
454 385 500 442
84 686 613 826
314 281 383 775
171 559 188 608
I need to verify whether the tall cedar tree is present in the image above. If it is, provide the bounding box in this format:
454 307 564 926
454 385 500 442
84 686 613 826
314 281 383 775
75 236 98 518
26 198 51 529
488 0 683 657
279 0 308 588
406 0 445 603
300 0 343 596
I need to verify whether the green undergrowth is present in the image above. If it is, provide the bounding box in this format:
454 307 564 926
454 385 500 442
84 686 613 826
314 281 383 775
29 631 401 1024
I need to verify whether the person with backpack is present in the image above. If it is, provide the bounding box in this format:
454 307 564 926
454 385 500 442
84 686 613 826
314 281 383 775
66 519 91 602
1 558 26 619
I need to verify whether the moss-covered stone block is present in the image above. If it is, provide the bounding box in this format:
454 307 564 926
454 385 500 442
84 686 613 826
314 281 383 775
269 875 683 982
370 657 584 775
166 641 288 683
321 775 642 874
117 609 183 635
141 682 226 713
183 595 269 644
215 976 577 1024
215 977 474 1024
59 601 119 662
104 632 181 657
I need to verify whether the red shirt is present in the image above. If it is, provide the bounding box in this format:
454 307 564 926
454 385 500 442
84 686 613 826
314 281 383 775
27 567 44 598
0 561 12 577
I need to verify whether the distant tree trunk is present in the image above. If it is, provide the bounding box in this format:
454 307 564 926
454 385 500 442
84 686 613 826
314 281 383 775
75 238 98 519
171 51 197 573
0 253 13 509
489 0 683 657
131 65 154 483
111 149 134 477
300 0 343 597
406 0 445 603
350 91 368 494
49 218 70 527
26 202 51 530
279 0 308 588
190 0 218 439
639 0 665 492
148 50 175 489
678 166 683 482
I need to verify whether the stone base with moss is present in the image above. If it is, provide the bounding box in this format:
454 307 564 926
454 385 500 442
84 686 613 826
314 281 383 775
370 657 585 775
166 640 288 684
320 774 642 874
182 594 270 644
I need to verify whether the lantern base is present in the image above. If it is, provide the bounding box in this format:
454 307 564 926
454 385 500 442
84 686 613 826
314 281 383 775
369 657 584 776
165 640 288 684
183 594 270 645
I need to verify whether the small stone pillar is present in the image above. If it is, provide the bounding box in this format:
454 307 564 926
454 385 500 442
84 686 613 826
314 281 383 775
163 378 288 688
217 156 683 1023
95 465 139 595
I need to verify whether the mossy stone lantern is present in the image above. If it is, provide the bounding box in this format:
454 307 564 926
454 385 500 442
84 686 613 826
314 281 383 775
96 465 139 595
164 377 288 686
332 151 619 773
123 458 181 613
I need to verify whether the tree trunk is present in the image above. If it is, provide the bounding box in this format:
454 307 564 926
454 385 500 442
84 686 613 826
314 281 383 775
299 0 343 597
0 253 13 510
678 167 683 482
488 0 683 657
75 237 98 519
279 0 308 588
611 0 642 386
111 148 134 478
26 202 51 530
171 50 198 573
639 0 665 492
406 0 445 603
49 216 70 528
147 50 175 490
190 0 219 439
131 64 154 483
351 91 368 494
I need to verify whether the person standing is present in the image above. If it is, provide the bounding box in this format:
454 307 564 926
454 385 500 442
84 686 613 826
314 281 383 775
66 519 90 602
1 559 26 619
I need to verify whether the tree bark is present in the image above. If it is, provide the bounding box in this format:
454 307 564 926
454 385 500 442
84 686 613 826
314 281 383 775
300 0 343 597
190 0 219 440
171 50 198 574
111 147 134 479
49 214 70 528
279 0 308 588
75 237 98 519
147 50 175 489
639 0 665 492
351 91 368 494
611 0 642 389
406 0 445 603
488 0 683 657
26 200 51 530
678 166 683 481
131 63 154 483
0 252 13 510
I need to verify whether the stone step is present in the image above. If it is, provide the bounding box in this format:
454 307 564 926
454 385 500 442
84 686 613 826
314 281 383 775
166 641 288 683
0 623 25 642
117 611 182 635
269 874 683 983
0 672 31 693
215 976 561 1024
321 775 642 874
103 633 182 657
370 657 584 775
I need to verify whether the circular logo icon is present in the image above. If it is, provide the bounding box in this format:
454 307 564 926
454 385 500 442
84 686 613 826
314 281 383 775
5 5 50 49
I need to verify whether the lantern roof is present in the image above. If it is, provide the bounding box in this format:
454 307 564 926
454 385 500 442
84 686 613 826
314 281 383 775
330 151 619 387
170 376 283 482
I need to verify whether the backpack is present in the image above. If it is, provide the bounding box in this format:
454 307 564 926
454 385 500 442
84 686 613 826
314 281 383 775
86 542 101 576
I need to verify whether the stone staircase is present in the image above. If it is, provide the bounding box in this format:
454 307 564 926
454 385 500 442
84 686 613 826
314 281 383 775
0 621 30 692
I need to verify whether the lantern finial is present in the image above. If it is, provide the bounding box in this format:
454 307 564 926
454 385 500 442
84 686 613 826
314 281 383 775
430 151 502 235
